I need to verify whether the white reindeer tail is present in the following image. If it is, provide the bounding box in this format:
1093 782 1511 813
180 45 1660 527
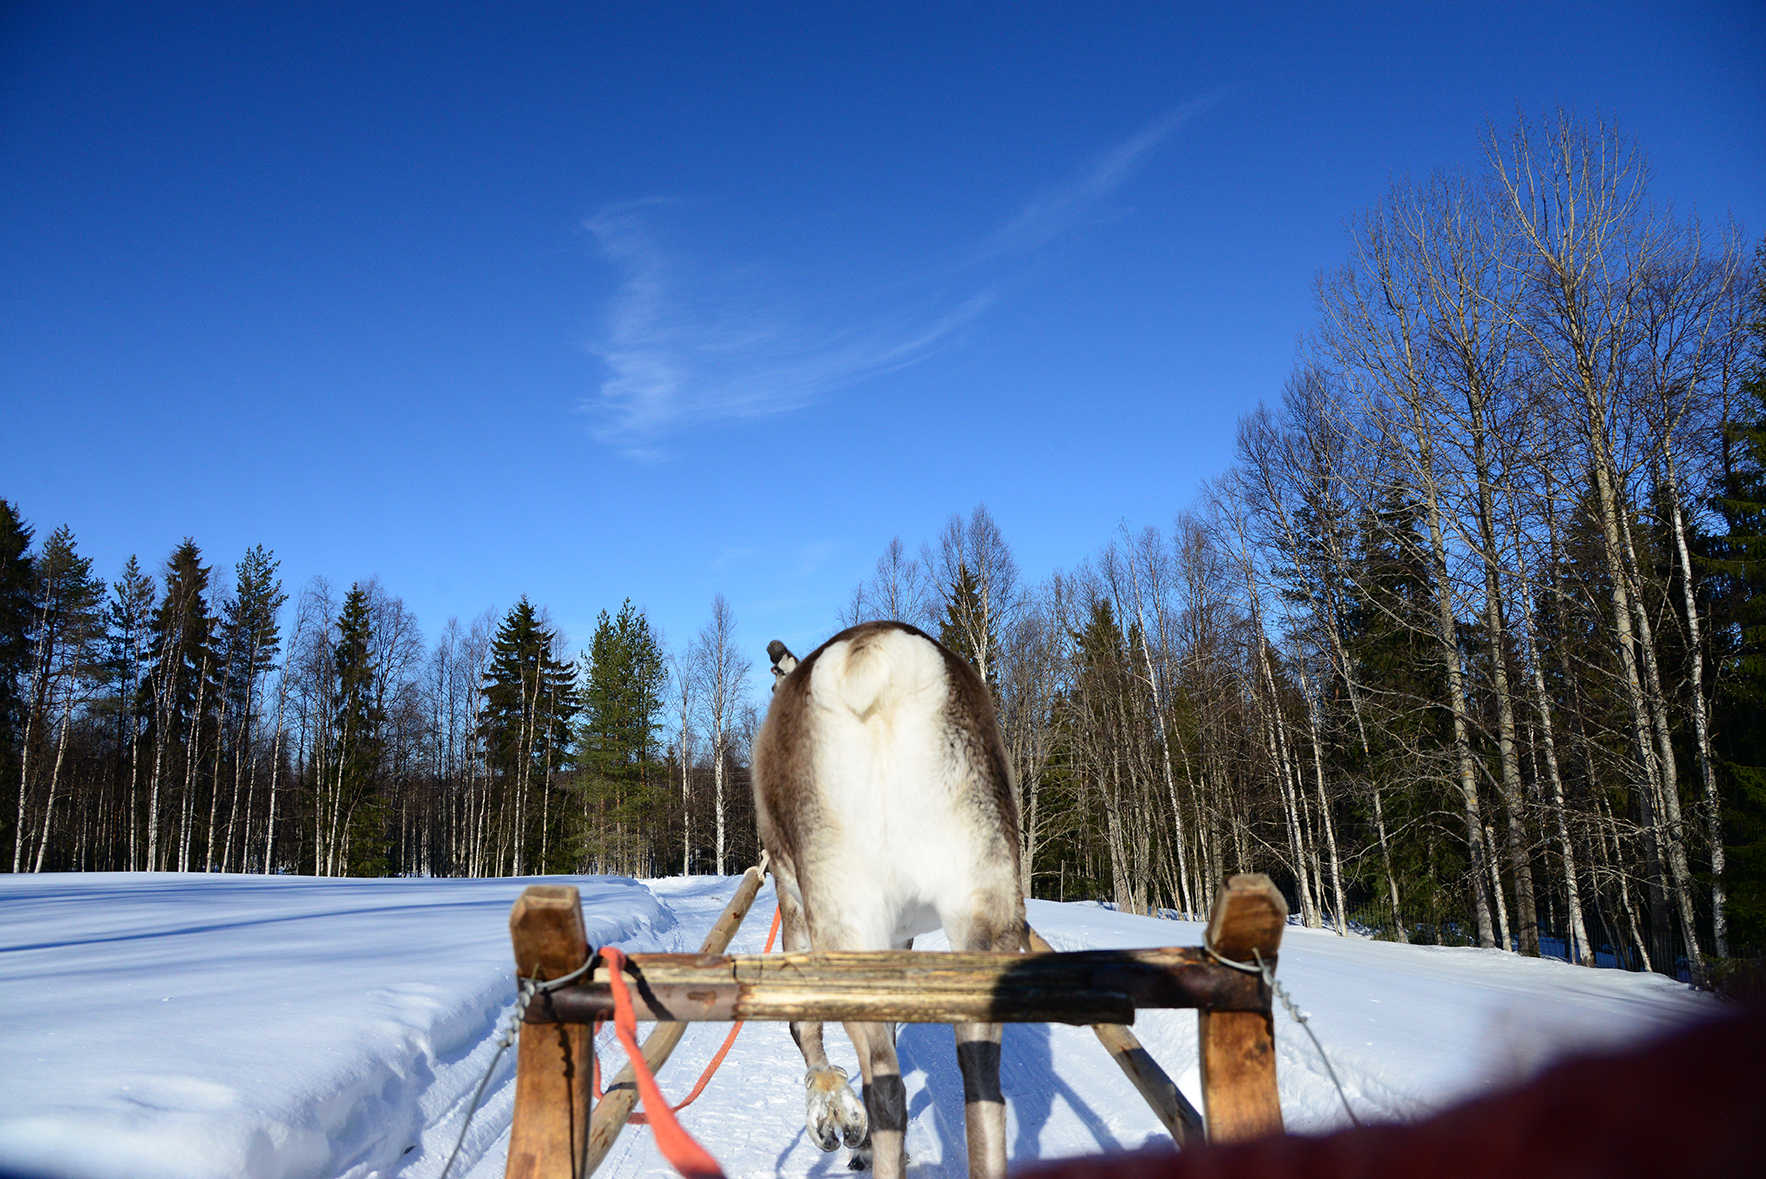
828 626 935 721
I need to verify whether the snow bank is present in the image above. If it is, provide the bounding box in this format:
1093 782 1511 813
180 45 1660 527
1026 902 1717 1136
0 874 674 1179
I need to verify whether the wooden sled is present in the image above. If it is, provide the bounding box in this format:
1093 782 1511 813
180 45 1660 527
503 871 1287 1179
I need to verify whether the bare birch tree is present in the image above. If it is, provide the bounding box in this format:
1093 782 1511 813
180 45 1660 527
692 593 748 875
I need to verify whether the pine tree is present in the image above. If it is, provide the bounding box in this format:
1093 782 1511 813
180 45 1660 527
144 541 217 872
479 598 574 874
0 500 33 855
577 599 665 871
12 525 106 872
1707 315 1766 948
328 585 386 874
103 556 157 870
217 547 285 872
940 563 993 676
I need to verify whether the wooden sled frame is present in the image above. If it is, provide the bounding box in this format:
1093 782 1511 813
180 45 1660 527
502 872 1287 1179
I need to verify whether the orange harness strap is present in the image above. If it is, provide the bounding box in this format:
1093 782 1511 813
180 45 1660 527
591 904 783 1177
599 945 727 1179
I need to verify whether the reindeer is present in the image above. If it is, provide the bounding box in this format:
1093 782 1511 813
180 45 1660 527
752 620 1025 1179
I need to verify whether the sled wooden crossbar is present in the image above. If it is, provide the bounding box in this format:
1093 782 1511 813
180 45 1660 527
503 871 1287 1179
524 944 1267 1026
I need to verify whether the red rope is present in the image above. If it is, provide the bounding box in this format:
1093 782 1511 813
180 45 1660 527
589 903 782 1176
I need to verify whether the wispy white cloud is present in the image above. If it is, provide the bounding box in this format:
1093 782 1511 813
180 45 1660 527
984 94 1227 259
583 203 992 455
582 96 1223 454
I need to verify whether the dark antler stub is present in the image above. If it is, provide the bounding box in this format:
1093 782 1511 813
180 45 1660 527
767 641 799 688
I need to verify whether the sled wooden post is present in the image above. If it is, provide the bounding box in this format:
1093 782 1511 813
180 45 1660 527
1026 926 1205 1145
1198 873 1286 1144
507 885 593 1179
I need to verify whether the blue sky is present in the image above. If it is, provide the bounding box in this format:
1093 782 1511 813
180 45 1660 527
3 2 1763 677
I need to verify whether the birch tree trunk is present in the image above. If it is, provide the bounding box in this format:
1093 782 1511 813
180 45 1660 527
127 685 141 871
1315 195 1496 946
1615 505 1704 972
178 651 210 873
1419 433 1498 948
1304 694 1347 933
1119 530 1196 918
1484 821 1511 949
12 677 37 874
204 667 231 871
31 689 74 872
675 656 694 876
712 714 725 876
1600 797 1654 972
263 693 286 874
1260 641 1316 926
1511 537 1592 964
146 635 175 864
693 595 746 877
1467 422 1540 954
1661 452 1726 957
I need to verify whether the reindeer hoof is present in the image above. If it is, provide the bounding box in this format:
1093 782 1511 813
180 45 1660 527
806 1067 867 1154
848 1145 907 1171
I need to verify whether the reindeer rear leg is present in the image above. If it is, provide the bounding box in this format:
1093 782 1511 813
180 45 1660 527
954 1021 1005 1179
843 1019 907 1178
795 1020 866 1152
780 885 866 1152
951 907 1023 1179
843 932 914 1173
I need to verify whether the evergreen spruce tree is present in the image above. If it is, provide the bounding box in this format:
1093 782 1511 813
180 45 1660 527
331 585 387 875
1060 596 1132 906
216 547 284 872
479 598 575 874
576 600 665 869
223 548 286 724
1343 491 1460 940
1706 274 1766 948
12 525 105 872
940 563 994 676
0 500 33 854
144 540 217 871
103 556 157 870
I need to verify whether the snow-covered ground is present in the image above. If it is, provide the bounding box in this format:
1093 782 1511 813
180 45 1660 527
0 873 1721 1179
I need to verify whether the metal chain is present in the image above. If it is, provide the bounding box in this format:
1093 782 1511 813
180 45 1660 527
436 951 596 1179
1203 944 1363 1128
